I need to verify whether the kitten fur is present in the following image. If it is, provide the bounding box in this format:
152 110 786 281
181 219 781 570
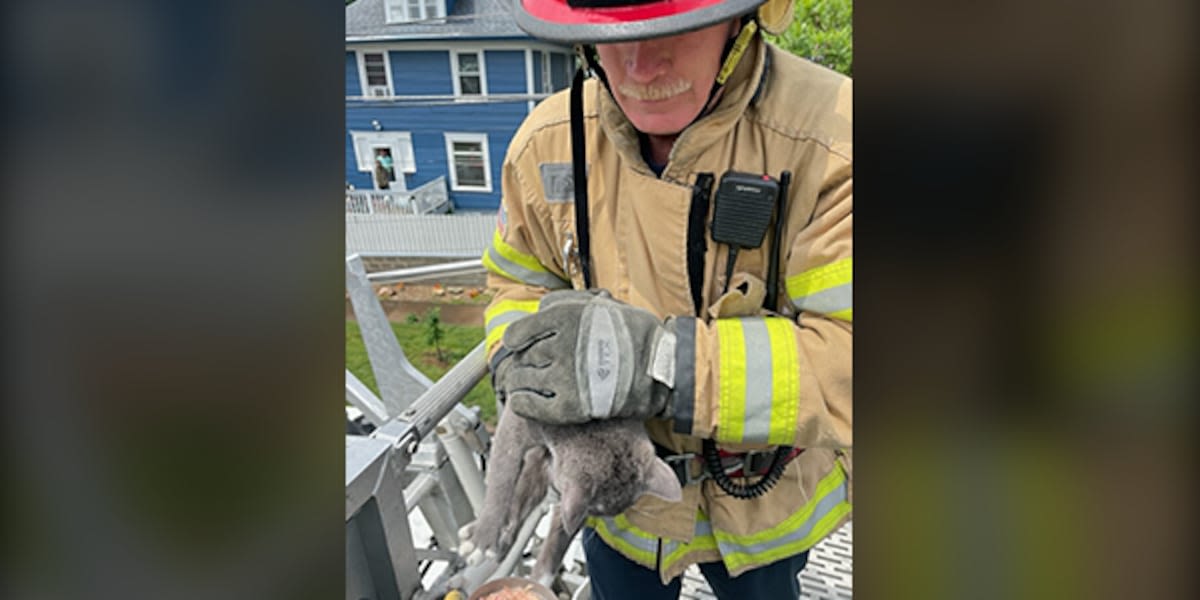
459 407 682 585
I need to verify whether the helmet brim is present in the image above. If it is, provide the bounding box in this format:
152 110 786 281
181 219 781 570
514 0 764 44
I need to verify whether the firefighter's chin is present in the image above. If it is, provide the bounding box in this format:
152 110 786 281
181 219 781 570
621 101 705 137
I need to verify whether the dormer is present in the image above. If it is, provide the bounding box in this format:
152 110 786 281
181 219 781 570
384 0 448 23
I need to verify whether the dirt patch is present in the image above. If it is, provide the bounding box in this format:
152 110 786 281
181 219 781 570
347 283 490 326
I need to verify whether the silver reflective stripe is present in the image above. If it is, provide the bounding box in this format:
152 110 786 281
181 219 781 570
715 478 848 557
790 282 852 315
596 517 658 553
484 245 569 289
484 309 531 336
662 516 714 557
582 304 618 419
741 318 775 443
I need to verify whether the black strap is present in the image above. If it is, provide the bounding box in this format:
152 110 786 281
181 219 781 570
764 170 791 312
570 65 593 289
687 173 714 315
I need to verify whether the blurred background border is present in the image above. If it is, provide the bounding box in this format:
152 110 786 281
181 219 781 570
3 1 1194 598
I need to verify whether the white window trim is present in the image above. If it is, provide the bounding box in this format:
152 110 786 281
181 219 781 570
351 131 415 173
450 50 488 97
524 49 535 112
357 50 394 98
542 53 554 93
444 132 492 193
384 0 445 24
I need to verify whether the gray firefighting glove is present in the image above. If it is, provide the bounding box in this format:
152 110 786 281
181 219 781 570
493 289 677 425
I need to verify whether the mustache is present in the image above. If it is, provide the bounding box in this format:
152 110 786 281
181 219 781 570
616 79 692 101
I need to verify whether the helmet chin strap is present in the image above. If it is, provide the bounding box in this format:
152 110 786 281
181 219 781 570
696 16 759 126
567 16 759 289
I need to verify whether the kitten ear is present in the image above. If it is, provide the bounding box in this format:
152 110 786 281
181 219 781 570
641 458 683 503
559 485 588 534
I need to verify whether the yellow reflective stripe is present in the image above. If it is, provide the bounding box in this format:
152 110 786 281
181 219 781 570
786 257 853 297
715 464 851 572
591 510 719 574
723 502 851 573
716 319 747 443
491 229 546 275
480 248 507 278
589 467 850 576
765 318 800 446
716 318 800 445
660 512 717 573
724 463 844 546
587 515 658 566
483 299 539 351
830 308 853 321
484 299 540 324
485 323 508 353
483 229 569 289
787 257 852 320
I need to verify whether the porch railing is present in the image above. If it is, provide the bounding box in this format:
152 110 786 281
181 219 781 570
346 176 450 216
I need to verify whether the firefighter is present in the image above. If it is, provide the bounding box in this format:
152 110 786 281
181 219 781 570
483 1 851 597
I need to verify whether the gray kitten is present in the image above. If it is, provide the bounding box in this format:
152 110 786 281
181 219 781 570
459 407 682 585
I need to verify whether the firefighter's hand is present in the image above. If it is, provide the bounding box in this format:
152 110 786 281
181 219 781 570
493 290 677 425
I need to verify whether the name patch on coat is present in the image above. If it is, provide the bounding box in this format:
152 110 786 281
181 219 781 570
539 162 587 204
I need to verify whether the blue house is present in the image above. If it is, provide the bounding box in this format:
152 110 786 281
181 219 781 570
346 0 575 212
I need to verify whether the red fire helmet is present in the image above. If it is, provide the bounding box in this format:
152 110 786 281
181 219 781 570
512 0 793 44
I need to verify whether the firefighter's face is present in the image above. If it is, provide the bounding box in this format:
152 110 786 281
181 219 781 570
596 20 740 136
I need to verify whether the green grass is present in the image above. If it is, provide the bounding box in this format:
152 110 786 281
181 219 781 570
346 319 497 425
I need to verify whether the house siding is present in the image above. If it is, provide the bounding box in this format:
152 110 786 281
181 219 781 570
484 50 525 94
346 30 571 215
346 51 362 97
392 50 453 96
346 100 530 211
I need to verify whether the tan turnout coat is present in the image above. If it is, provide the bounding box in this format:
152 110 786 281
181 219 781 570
482 38 852 582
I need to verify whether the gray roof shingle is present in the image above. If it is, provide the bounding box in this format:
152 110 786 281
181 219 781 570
347 0 529 42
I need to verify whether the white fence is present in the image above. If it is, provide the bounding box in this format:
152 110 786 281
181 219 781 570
346 212 495 257
346 176 450 215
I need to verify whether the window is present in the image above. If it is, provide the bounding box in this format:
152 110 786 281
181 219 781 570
385 0 444 23
359 51 392 97
453 51 486 96
352 131 415 179
541 54 552 93
444 133 491 192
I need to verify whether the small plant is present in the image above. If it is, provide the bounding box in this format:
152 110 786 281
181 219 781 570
423 307 447 363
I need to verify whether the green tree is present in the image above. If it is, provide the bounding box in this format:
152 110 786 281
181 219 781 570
765 0 853 77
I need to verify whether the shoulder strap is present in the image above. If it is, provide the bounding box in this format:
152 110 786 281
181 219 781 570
570 66 593 290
